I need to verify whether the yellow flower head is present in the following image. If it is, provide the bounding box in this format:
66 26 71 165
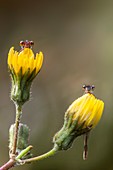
66 90 104 128
8 40 44 105
8 41 43 76
53 85 104 158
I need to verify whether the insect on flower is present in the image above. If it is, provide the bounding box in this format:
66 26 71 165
20 40 34 50
82 84 95 94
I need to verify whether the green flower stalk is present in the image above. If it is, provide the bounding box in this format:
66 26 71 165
53 85 104 159
8 40 43 105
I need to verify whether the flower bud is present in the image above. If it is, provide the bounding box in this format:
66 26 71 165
8 41 43 105
53 86 104 159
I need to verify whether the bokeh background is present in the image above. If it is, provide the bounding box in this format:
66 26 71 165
0 0 113 169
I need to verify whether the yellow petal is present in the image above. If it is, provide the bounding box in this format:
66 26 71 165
79 95 96 124
35 52 43 74
8 47 15 68
71 94 92 120
67 93 89 114
29 56 34 73
89 100 104 127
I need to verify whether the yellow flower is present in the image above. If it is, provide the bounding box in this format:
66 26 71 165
66 93 104 128
53 85 104 158
8 41 44 105
8 47 43 76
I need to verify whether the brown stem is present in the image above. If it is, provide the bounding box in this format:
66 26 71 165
12 104 22 155
0 105 23 170
0 159 15 170
83 132 89 160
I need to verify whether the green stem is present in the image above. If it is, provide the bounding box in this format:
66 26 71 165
12 104 22 155
22 145 59 164
16 145 33 160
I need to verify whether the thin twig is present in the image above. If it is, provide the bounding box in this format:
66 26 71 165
83 132 89 160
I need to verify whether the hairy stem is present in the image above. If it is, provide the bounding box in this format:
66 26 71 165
0 104 23 170
12 104 22 155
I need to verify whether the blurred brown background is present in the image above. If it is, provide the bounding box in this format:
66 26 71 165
0 0 113 169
